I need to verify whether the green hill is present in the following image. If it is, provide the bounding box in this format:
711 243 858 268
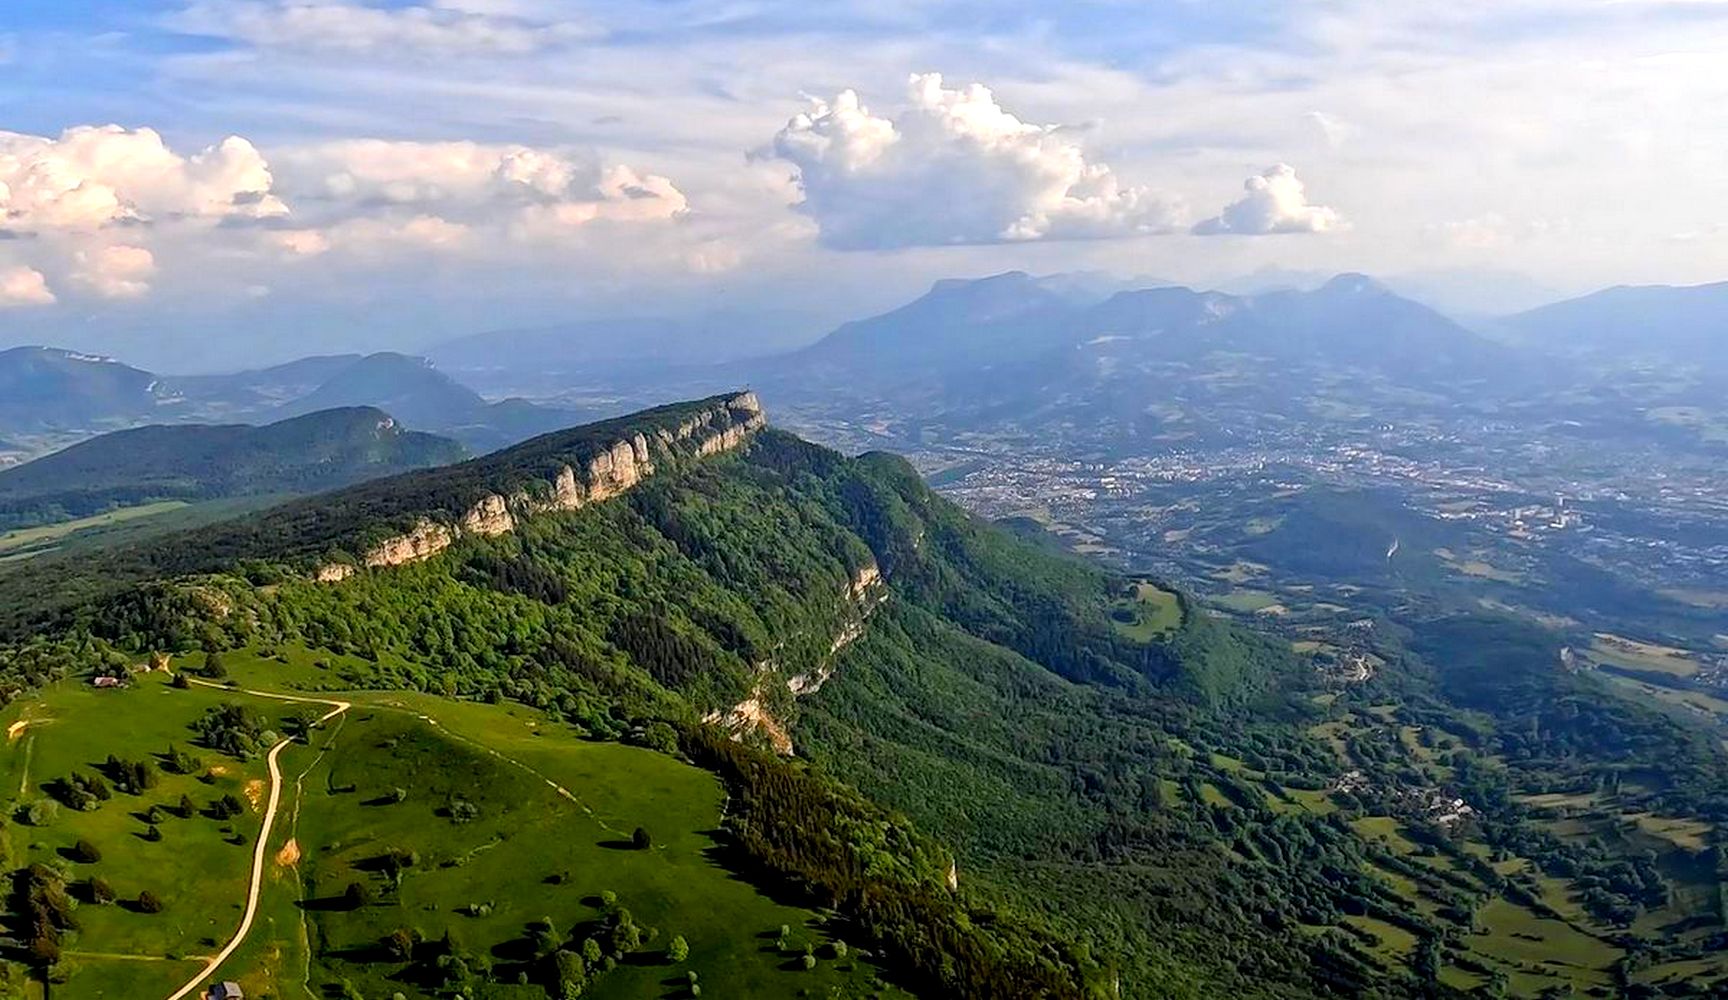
2 395 1722 998
0 407 466 531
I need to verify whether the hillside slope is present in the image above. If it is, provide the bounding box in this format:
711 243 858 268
0 407 465 531
0 346 173 430
1507 280 1728 368
0 395 1482 999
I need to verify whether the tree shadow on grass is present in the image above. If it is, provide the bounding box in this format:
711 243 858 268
115 897 159 914
296 895 363 913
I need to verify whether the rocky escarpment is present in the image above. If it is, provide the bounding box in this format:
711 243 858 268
707 560 888 754
317 392 765 581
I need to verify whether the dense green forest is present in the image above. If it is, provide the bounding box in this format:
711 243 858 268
0 403 1722 997
0 406 464 531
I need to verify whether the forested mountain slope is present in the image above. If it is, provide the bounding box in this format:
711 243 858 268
0 407 465 530
3 396 1719 997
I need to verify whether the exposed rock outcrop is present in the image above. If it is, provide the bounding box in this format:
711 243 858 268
365 519 454 568
787 563 887 697
319 391 765 578
712 559 888 754
706 697 794 756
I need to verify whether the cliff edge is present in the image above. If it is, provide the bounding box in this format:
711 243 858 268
315 391 766 579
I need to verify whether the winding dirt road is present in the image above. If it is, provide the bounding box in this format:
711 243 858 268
164 682 350 1000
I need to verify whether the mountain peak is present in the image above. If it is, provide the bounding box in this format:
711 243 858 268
1318 272 1391 296
927 270 1037 295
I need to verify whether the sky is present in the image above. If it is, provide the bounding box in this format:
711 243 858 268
2 0 1727 370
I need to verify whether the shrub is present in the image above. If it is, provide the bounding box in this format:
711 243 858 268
136 890 164 913
382 927 418 961
342 881 373 909
667 934 689 963
20 799 58 827
555 950 588 999
70 839 101 863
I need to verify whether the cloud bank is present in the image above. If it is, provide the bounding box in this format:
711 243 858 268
1193 165 1343 236
282 140 687 235
0 126 285 232
0 266 55 308
0 125 693 307
75 245 157 299
769 73 1180 250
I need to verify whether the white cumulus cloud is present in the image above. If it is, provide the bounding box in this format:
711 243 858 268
172 1 592 57
281 140 687 237
75 244 157 299
767 72 1181 250
0 125 286 232
0 265 55 307
1193 164 1344 236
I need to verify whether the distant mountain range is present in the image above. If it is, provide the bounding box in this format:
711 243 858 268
6 271 1726 465
0 347 583 459
1506 280 1728 368
689 271 1550 453
795 270 1515 387
0 407 465 531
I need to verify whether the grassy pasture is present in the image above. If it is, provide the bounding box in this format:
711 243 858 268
1471 898 1620 994
0 502 189 560
1588 632 1700 678
1107 581 1183 640
296 700 905 999
0 651 912 999
0 670 302 998
1212 589 1281 613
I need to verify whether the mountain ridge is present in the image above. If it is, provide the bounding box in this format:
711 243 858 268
0 406 466 531
1507 279 1728 367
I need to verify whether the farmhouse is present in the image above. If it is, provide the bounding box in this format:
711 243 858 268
207 983 244 1000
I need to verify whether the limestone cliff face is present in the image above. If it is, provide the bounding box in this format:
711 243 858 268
714 559 888 753
788 562 886 696
319 391 765 578
366 520 456 567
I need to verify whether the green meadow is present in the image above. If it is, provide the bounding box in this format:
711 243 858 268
1107 580 1183 640
0 650 912 1000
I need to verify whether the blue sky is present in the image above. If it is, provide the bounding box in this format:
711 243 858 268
2 1 1726 369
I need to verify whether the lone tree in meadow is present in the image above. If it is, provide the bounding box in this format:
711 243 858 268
136 890 164 913
342 881 374 910
631 826 652 850
667 934 689 963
